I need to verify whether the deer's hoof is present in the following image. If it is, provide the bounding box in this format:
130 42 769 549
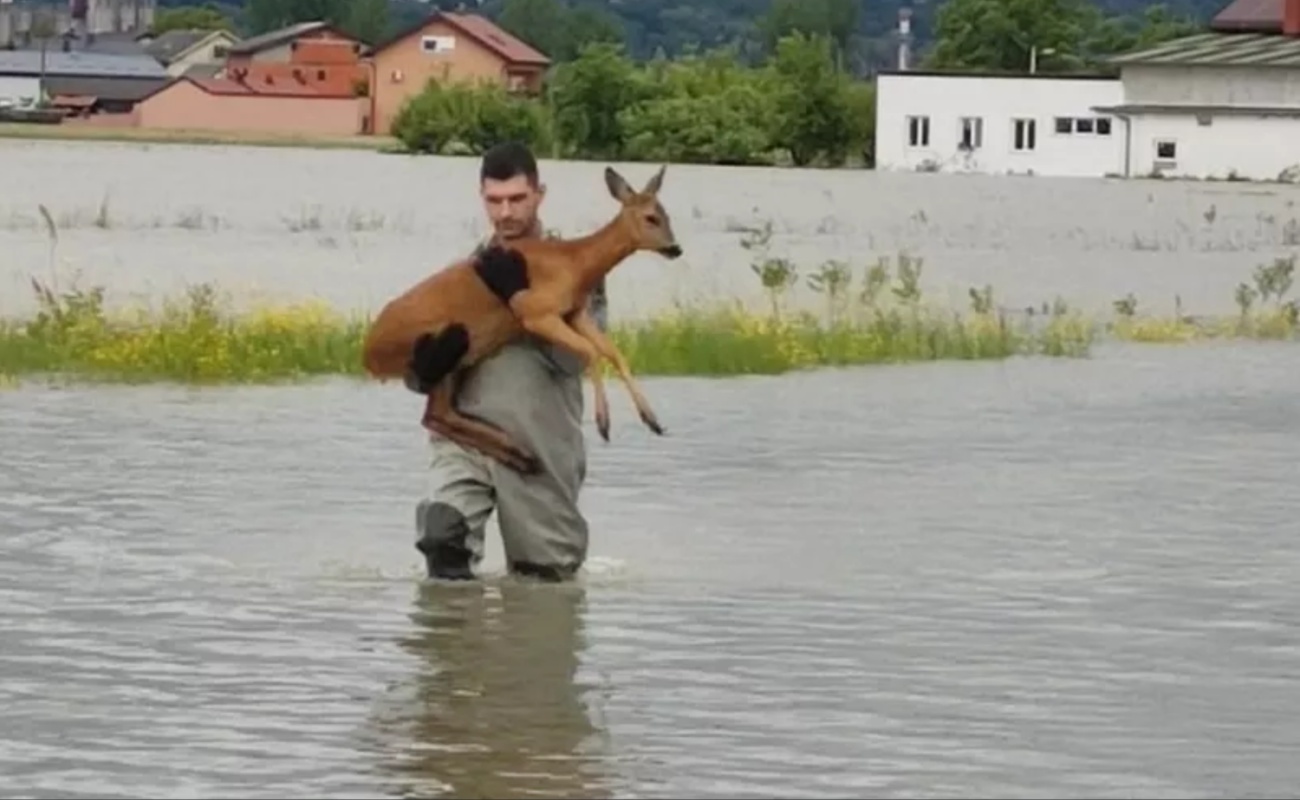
640 411 665 436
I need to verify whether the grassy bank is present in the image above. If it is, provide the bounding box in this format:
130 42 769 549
0 123 399 152
0 263 1091 386
0 249 1295 387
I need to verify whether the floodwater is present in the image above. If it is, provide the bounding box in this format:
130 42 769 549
3 138 1300 321
4 343 1300 798
3 139 1300 798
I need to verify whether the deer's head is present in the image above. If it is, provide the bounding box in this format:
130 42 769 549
606 165 682 260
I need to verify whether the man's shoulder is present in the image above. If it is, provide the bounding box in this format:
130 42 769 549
470 227 560 256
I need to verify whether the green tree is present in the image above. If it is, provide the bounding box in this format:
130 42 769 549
547 41 648 157
558 6 625 61
343 0 389 44
844 79 875 166
766 32 854 166
245 0 347 36
149 4 233 34
390 79 553 155
925 0 1096 72
244 0 387 43
926 0 1200 72
621 47 774 164
498 0 568 58
758 0 859 65
496 0 625 62
1083 4 1200 63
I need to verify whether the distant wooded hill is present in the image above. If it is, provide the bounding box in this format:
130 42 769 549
157 0 1220 74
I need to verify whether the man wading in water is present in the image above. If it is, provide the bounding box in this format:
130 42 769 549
414 141 607 583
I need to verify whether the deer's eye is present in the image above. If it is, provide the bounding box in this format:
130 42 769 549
644 213 661 226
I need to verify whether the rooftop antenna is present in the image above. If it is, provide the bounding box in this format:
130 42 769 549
897 7 912 71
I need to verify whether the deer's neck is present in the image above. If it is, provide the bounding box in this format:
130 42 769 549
565 215 636 288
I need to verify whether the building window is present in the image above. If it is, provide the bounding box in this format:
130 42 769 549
1012 118 1036 151
958 116 983 150
421 35 456 54
1054 116 1112 136
1155 139 1177 161
906 115 930 147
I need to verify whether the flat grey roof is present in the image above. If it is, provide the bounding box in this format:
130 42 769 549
1110 31 1300 67
0 50 168 78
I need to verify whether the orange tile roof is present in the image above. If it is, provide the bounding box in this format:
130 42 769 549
440 12 550 66
50 94 97 107
188 76 352 99
370 11 551 66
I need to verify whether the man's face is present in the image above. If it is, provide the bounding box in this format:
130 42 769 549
481 173 544 241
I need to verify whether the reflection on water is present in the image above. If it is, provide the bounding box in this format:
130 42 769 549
367 581 609 799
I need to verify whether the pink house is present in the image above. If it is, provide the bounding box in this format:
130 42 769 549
134 75 364 136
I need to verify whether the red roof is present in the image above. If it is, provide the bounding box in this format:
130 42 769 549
370 11 550 66
50 94 97 108
1211 0 1285 30
146 76 355 99
439 12 550 66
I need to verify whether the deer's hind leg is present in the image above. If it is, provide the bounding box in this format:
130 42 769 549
404 325 540 475
422 380 541 475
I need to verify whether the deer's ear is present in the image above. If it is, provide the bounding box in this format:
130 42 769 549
605 167 634 202
643 164 666 195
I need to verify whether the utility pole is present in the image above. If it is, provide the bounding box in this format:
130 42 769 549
34 2 54 106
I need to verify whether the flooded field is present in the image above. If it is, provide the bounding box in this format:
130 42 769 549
3 138 1300 322
3 139 1300 798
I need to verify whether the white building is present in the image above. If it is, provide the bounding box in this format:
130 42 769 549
1102 31 1300 182
0 74 40 107
874 71 1126 177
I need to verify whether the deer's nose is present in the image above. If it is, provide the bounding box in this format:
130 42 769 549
659 244 682 259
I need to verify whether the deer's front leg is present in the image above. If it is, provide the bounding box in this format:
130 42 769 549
569 307 664 437
510 294 613 441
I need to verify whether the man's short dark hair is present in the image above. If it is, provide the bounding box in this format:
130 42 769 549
480 141 539 187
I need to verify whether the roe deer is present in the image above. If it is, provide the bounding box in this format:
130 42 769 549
362 164 683 475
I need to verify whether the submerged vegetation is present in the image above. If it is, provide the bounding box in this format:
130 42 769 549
0 254 1090 384
0 209 1296 387
1106 254 1299 343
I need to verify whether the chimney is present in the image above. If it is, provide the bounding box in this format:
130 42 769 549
897 7 912 70
1286 0 1300 36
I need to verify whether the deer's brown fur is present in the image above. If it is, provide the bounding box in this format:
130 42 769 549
362 165 682 475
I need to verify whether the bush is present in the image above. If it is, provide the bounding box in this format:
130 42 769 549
390 79 554 155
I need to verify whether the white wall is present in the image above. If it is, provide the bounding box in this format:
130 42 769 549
1123 63 1300 108
1126 113 1300 182
875 72 1126 178
166 32 237 77
0 74 40 107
